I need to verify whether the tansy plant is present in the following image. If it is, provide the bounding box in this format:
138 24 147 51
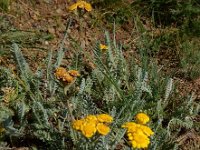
0 17 199 149
68 1 92 50
54 67 81 122
122 113 154 149
72 114 113 138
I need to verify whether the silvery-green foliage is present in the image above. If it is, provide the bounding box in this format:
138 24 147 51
32 101 50 126
12 43 30 81
16 99 29 124
76 32 154 149
0 41 69 148
0 27 199 149
0 105 14 123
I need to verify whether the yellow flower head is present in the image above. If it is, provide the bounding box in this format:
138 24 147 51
85 115 98 125
135 113 150 124
81 121 97 138
122 123 138 133
138 124 154 136
122 122 137 129
97 114 113 123
54 67 67 80
69 1 92 12
130 132 150 149
85 115 97 121
97 123 110 135
72 119 84 130
55 67 80 84
68 3 78 11
68 70 80 77
122 120 154 149
99 44 108 52
62 72 74 83
72 114 113 138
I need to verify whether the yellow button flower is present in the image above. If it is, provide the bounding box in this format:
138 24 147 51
122 122 137 129
85 115 98 123
130 132 150 149
81 121 97 138
138 124 154 136
72 113 113 138
54 67 67 80
122 115 154 149
69 1 92 12
96 123 110 135
135 113 150 124
82 1 92 11
68 3 78 11
54 67 80 84
99 44 108 52
62 72 74 83
72 119 84 130
127 133 134 140
97 114 113 123
68 70 80 77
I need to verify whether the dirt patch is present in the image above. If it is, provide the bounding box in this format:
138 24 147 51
177 129 200 150
175 77 200 101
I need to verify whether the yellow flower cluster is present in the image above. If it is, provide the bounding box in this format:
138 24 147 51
122 113 154 149
69 1 92 12
54 67 80 84
72 114 113 138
